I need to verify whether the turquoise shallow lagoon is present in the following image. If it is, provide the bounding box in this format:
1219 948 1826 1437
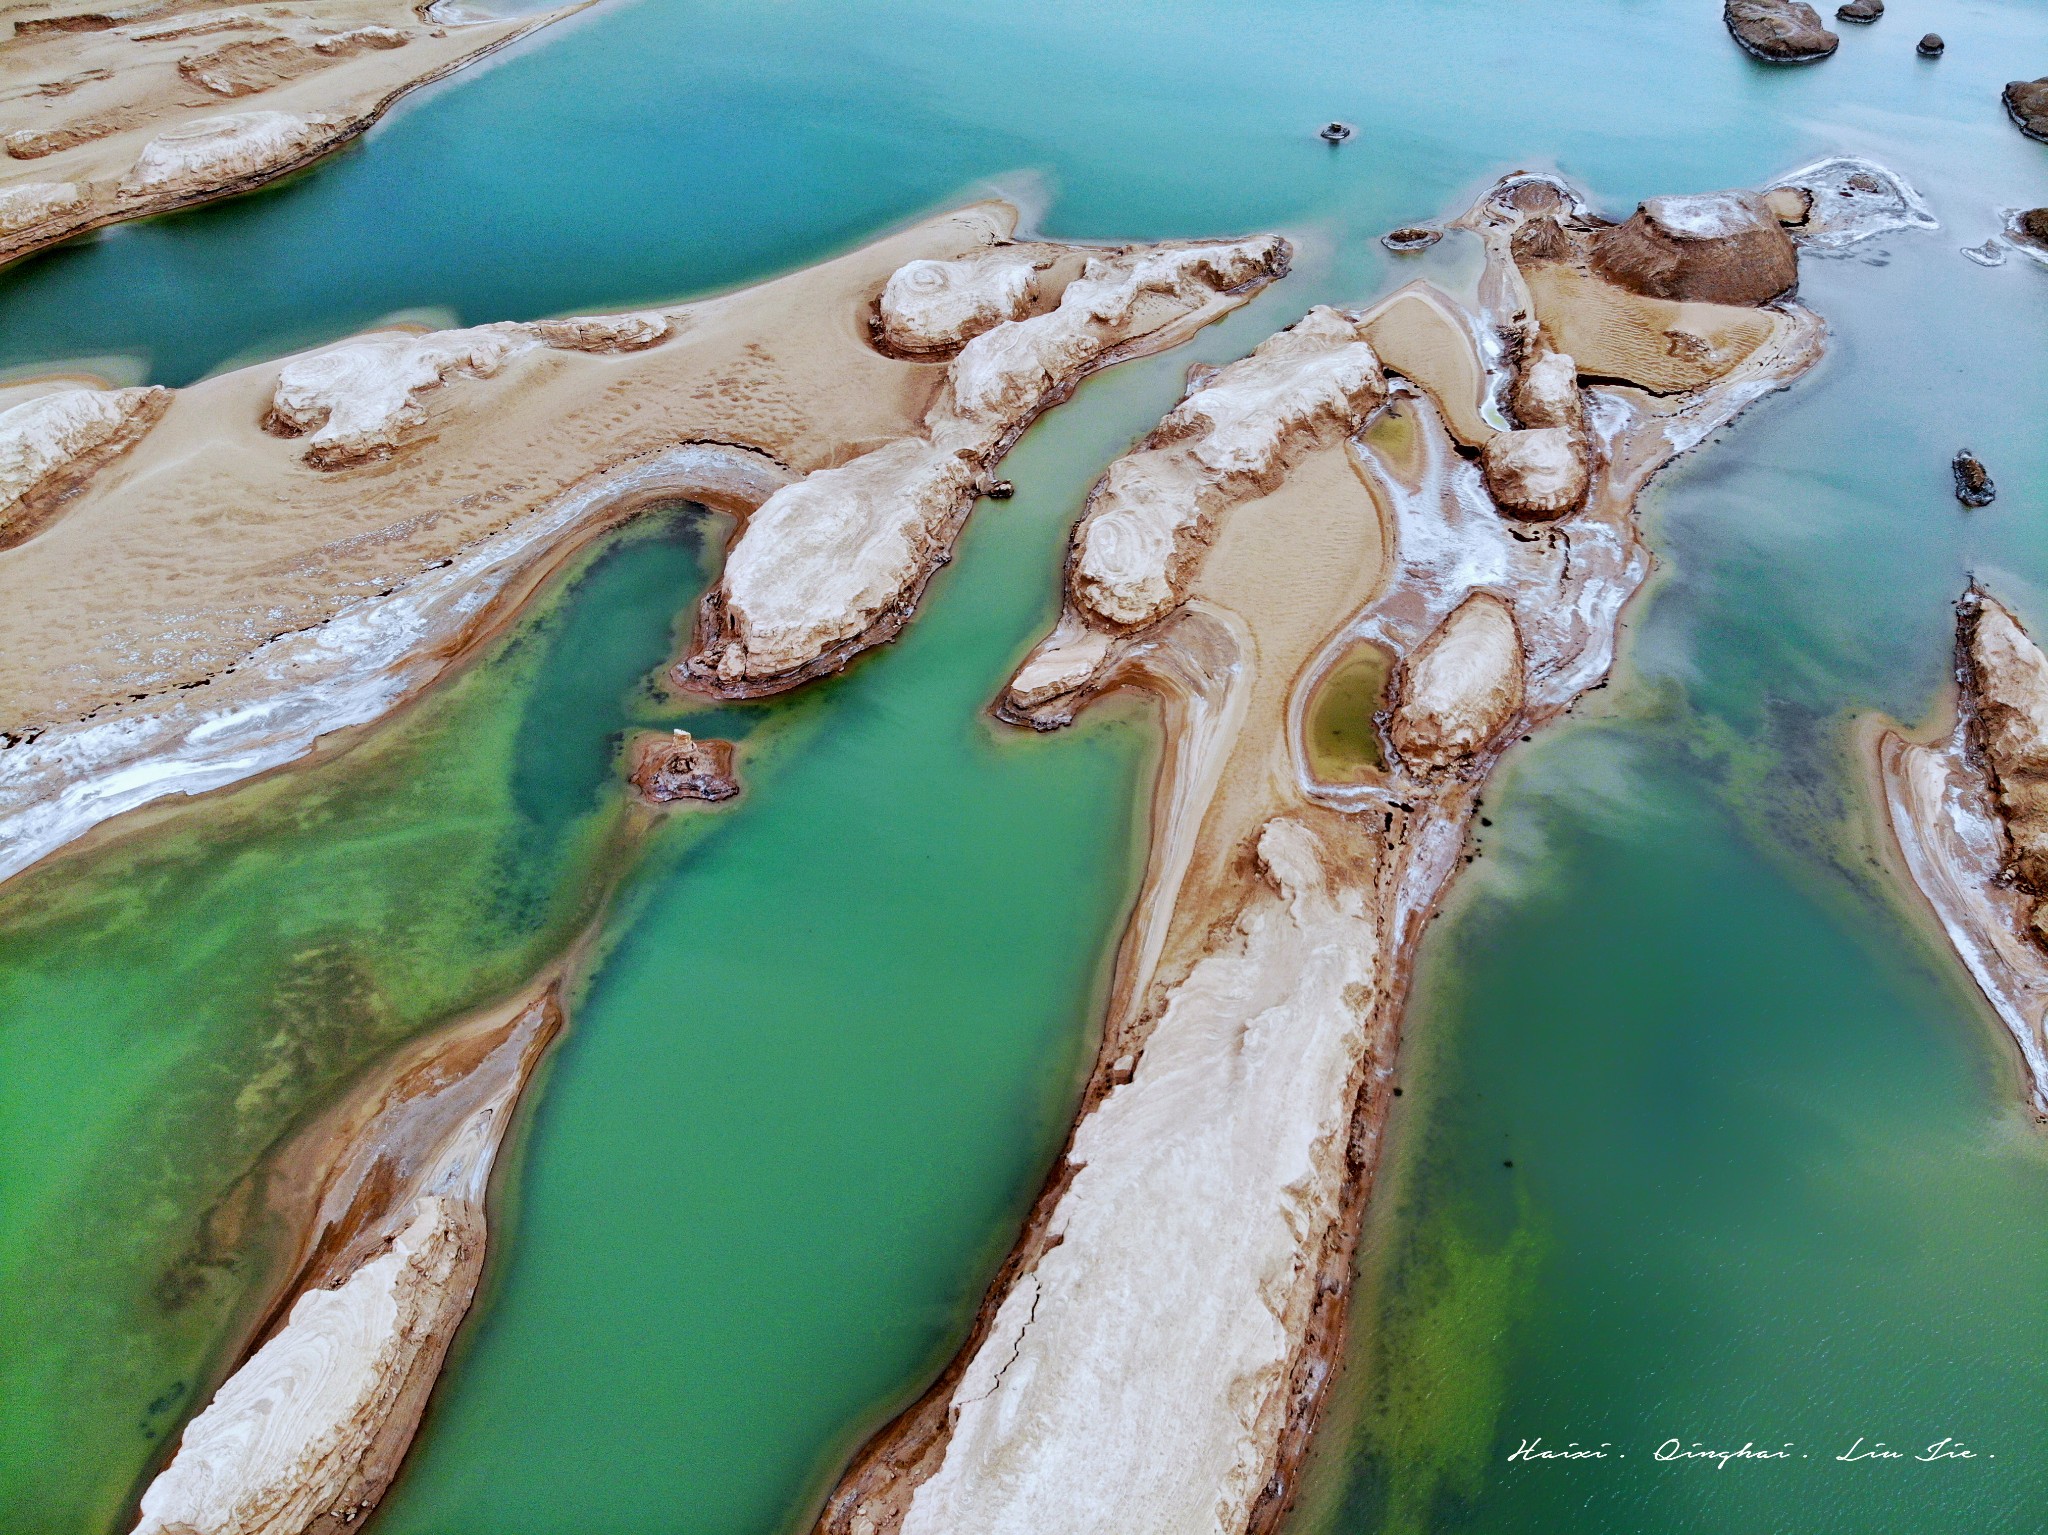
2 0 2047 1531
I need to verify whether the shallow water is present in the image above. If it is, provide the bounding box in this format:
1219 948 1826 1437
2 0 2047 1530
1307 641 1394 780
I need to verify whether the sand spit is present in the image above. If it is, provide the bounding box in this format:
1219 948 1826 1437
1880 590 2048 1115
818 164 1854 1535
0 204 1275 884
133 984 560 1535
0 0 588 267
682 236 1290 696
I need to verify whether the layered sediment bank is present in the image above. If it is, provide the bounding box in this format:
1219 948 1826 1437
819 161 1899 1534
1879 589 2048 1116
0 204 1276 883
0 0 589 267
133 984 560 1535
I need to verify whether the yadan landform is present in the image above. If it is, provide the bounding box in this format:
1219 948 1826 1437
3 2 2046 1534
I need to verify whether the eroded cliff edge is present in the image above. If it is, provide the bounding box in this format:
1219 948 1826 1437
817 160 1920 1535
1879 589 2048 1116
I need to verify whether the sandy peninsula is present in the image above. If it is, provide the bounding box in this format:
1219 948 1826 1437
817 161 1923 1535
132 981 560 1535
0 0 587 267
1879 589 2048 1116
0 203 1283 884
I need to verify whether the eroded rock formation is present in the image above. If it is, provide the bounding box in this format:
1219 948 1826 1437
1879 592 2048 1116
877 250 1042 353
265 315 672 467
1388 592 1526 771
2007 78 2048 143
628 730 738 803
0 385 169 547
1589 192 1799 306
683 235 1290 696
1725 0 1838 61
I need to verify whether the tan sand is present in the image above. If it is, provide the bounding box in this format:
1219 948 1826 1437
0 0 587 267
818 165 1841 1535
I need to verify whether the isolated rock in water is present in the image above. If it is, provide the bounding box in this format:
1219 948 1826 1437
946 237 1289 425
1725 0 1838 59
1389 592 1526 772
629 731 738 803
1954 451 1996 508
268 327 534 467
879 251 1041 352
121 111 329 192
0 181 82 234
1835 0 1880 21
1917 32 1943 55
1960 594 2048 938
1072 305 1386 629
2006 79 2048 143
1590 190 1799 305
1380 225 1441 252
0 386 168 539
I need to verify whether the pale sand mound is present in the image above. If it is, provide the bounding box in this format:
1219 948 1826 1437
0 0 588 267
878 250 1042 353
1388 591 1525 771
1520 261 1780 393
1356 282 1496 447
0 384 169 546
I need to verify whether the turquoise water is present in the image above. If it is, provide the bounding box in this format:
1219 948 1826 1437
1 0 2046 1531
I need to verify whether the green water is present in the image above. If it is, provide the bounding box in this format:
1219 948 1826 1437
2 0 2047 1530
1307 642 1395 780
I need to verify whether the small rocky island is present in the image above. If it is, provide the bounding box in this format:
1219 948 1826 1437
1725 0 1839 61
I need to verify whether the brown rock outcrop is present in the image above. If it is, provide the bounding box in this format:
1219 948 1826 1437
2007 79 2048 143
628 731 738 803
1959 591 2048 948
1589 191 1799 305
1725 0 1839 60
